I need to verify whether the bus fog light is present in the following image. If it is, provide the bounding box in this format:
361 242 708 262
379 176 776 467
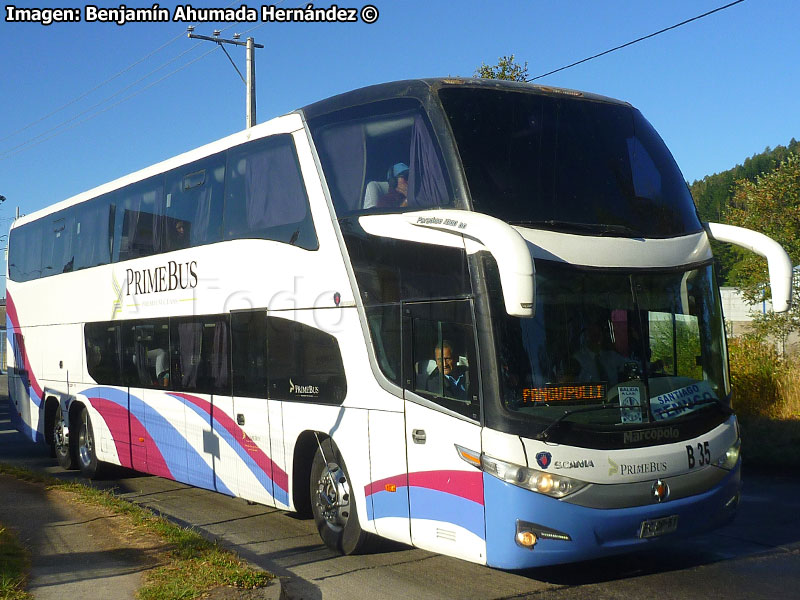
516 530 537 548
716 438 741 470
516 520 572 548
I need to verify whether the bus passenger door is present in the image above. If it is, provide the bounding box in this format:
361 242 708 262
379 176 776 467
230 394 276 506
229 310 286 508
402 300 486 564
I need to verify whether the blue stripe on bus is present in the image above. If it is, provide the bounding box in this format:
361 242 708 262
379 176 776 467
83 387 232 496
407 486 486 540
367 488 410 522
184 399 288 506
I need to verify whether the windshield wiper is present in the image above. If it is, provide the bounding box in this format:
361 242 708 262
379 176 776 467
535 404 622 442
508 220 645 238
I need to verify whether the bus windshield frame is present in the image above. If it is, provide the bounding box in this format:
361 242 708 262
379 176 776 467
487 259 732 444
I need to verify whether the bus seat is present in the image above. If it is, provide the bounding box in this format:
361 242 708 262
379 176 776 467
363 181 389 209
416 359 437 376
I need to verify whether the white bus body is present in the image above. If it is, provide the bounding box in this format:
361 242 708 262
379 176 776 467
7 79 790 568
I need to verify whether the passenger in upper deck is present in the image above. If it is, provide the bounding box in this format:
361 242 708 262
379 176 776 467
377 162 410 208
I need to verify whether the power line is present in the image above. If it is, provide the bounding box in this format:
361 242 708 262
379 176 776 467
0 47 220 161
0 1 246 153
528 0 747 82
0 0 253 144
0 31 186 145
0 41 211 159
1 0 290 161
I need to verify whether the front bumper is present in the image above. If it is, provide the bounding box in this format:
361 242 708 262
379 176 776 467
484 462 741 569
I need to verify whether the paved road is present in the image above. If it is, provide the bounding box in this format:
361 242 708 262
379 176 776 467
2 384 799 599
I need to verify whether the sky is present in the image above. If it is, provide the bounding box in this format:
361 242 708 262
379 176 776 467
1 0 798 294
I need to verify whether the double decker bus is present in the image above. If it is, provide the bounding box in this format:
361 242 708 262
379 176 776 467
6 78 792 568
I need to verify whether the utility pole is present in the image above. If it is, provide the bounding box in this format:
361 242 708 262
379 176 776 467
187 28 264 128
246 37 256 129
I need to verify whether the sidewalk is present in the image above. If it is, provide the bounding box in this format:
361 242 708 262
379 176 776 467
0 473 163 600
0 378 283 600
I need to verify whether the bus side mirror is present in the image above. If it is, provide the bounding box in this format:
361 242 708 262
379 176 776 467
704 222 793 313
359 210 535 318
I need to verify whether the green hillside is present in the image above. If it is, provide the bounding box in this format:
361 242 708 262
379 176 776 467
689 138 800 284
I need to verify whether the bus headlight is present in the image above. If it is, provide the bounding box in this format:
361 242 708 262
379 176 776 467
480 454 587 498
716 438 741 470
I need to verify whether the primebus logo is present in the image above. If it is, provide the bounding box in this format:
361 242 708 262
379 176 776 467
623 427 680 445
289 378 319 397
125 261 198 296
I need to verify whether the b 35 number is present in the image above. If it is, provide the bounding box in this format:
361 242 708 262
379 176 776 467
686 441 710 469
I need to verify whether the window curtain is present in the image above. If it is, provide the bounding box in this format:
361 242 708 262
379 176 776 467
408 115 449 209
245 141 308 231
178 322 202 389
316 123 366 213
210 320 229 390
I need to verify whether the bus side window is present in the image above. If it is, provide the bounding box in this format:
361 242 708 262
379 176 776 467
42 214 75 275
164 152 225 250
308 99 453 216
85 323 122 385
231 311 268 399
266 316 347 405
114 176 166 262
365 305 402 385
73 193 114 271
170 316 230 395
120 320 170 388
408 308 479 421
223 135 318 250
8 220 44 282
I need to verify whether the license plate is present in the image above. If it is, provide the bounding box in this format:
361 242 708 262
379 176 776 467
638 515 679 539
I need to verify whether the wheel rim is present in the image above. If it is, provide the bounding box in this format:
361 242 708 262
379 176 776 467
53 410 67 455
78 411 93 468
315 462 351 530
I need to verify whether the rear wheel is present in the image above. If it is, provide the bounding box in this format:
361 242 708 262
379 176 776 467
53 404 74 470
76 407 103 479
310 438 371 555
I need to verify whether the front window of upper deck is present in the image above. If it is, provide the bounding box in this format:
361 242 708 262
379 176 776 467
439 87 702 238
308 99 453 216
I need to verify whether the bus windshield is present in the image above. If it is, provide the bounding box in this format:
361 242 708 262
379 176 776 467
439 87 702 238
494 261 729 429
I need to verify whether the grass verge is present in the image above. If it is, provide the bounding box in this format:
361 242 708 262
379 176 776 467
728 337 800 471
0 523 32 600
0 465 273 600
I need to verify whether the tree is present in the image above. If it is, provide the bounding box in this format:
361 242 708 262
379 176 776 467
725 153 800 351
475 54 529 82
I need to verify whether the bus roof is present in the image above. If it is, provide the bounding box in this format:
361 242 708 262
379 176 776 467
301 77 630 121
12 78 629 229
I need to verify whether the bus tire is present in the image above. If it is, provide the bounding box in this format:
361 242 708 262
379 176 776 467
53 404 75 470
76 406 104 479
310 438 370 555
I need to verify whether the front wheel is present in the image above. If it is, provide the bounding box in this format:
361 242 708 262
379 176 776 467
53 404 74 470
76 406 104 479
310 438 371 555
